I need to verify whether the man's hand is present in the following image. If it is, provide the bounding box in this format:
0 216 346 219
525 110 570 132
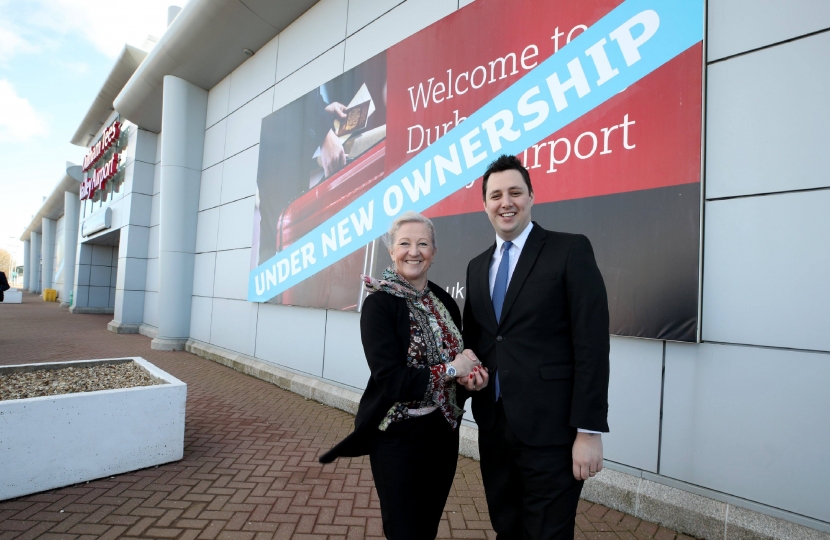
321 129 346 177
572 432 603 480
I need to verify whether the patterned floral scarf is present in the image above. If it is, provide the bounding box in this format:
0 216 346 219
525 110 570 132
363 267 465 429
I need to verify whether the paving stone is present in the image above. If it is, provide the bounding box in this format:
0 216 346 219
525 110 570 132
0 293 683 539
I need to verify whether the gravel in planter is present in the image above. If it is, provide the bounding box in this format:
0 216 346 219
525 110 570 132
0 362 162 401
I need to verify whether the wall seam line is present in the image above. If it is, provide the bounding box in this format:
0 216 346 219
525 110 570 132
702 340 830 356
708 26 830 65
656 340 666 475
706 185 830 203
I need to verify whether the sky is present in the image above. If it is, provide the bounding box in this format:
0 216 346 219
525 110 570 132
0 0 186 266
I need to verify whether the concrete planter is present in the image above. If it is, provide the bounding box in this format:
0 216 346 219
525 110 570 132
1 288 23 303
0 357 186 501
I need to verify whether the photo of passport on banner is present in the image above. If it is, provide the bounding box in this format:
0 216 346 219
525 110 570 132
335 101 371 137
253 0 704 342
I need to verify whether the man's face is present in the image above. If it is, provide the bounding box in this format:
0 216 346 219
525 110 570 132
483 169 534 241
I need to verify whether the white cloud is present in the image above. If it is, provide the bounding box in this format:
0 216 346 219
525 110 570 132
63 61 90 75
0 80 50 141
0 0 186 62
33 0 186 58
0 17 37 62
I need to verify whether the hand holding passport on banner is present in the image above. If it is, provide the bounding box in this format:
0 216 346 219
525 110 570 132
314 83 378 179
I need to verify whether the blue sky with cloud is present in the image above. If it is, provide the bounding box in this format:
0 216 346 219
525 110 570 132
0 0 181 263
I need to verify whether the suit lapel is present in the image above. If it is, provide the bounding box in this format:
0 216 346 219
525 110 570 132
499 224 546 326
477 243 498 330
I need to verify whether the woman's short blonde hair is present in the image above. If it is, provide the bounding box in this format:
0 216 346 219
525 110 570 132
384 211 437 249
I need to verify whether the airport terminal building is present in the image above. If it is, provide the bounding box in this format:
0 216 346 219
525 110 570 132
19 1 830 538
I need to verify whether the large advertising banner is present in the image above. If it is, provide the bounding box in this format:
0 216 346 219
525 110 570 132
253 0 704 342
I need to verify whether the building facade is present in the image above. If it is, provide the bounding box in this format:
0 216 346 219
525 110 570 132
20 1 830 537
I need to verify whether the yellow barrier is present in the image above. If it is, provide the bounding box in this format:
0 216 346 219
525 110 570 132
43 289 58 302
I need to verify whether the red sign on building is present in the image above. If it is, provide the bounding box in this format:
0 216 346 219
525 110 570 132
80 152 119 201
82 121 121 172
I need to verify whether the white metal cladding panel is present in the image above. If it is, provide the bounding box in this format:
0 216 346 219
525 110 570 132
220 146 259 205
150 194 160 227
661 341 830 522
116 257 146 291
75 285 89 306
216 197 255 251
275 0 348 83
702 191 830 352
706 32 830 199
123 192 153 228
343 0 457 70
88 285 110 308
124 160 155 196
202 118 227 170
91 244 113 266
89 265 112 287
210 298 258 357
190 295 213 343
152 164 160 195
76 264 90 287
212 248 250 301
708 0 830 61
144 257 159 293
224 90 273 159
147 225 159 258
346 0 404 36
603 336 662 473
123 128 158 166
116 289 145 324
155 130 162 165
206 75 231 130
459 0 475 8
322 309 369 390
255 302 326 377
272 43 345 113
118 225 150 260
192 252 216 297
200 163 223 211
194 208 220 254
143 290 159 326
228 35 279 115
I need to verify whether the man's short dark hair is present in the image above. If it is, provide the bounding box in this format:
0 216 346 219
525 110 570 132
482 154 533 200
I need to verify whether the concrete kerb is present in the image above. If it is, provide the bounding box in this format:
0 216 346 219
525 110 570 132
69 306 114 315
107 321 141 334
582 468 830 540
182 338 829 540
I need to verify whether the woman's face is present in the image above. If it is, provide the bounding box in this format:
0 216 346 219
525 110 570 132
389 222 435 288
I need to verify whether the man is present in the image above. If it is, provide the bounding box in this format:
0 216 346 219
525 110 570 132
462 154 610 540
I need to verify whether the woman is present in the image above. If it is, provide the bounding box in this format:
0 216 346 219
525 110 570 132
320 211 489 540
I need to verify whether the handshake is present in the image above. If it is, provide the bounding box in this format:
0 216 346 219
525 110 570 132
448 349 489 392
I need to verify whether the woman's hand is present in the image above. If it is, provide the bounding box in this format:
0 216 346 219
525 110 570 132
457 364 488 391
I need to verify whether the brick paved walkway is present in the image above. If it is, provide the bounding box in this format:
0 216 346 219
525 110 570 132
0 293 694 540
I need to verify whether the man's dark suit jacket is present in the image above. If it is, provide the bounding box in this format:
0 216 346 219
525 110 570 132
320 282 468 463
463 223 610 447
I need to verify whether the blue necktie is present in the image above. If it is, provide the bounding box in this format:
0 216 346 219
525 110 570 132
492 241 512 400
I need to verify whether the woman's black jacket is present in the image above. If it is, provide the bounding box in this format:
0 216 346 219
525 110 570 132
319 281 468 463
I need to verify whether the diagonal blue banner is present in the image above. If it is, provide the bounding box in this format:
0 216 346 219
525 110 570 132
249 0 703 303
